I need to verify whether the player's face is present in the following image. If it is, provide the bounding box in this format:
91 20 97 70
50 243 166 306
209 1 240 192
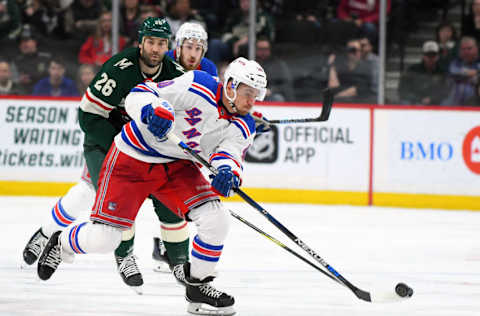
179 40 203 71
140 37 169 68
232 83 260 115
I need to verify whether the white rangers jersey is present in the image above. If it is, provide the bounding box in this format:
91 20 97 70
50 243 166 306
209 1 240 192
114 70 256 180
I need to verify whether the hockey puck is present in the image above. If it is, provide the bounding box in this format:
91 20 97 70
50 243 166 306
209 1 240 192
395 283 413 298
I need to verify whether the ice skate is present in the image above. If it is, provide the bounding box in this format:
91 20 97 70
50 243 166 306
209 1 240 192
115 254 144 295
37 231 73 280
152 237 172 272
172 263 187 286
183 263 235 316
22 228 48 266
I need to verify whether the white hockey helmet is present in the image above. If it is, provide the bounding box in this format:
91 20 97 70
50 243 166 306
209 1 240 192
223 57 267 105
175 22 208 59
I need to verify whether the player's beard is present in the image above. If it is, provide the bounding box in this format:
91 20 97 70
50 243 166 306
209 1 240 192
182 56 200 71
140 51 163 68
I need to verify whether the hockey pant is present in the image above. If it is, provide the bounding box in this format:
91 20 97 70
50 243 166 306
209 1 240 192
83 143 189 261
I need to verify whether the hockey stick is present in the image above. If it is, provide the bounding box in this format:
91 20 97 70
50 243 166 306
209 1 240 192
168 133 414 303
228 209 339 283
253 88 334 126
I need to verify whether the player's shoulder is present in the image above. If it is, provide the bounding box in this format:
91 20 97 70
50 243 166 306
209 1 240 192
191 70 218 92
99 47 139 76
200 57 218 77
165 50 175 60
162 54 185 75
231 113 256 139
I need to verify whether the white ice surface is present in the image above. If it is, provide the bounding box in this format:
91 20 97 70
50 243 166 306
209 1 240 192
1 196 480 316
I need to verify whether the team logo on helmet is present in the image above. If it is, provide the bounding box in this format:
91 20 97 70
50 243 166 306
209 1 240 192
138 17 172 43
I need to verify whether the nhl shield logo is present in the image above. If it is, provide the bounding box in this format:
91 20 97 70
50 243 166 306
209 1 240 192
245 126 278 163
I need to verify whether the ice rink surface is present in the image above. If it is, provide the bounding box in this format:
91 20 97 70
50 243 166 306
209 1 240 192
1 196 479 316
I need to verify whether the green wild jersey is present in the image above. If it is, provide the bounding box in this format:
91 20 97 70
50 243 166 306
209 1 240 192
79 46 185 151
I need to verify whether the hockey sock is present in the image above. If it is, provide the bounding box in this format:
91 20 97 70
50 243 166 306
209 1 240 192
114 225 135 257
152 197 190 265
164 239 189 265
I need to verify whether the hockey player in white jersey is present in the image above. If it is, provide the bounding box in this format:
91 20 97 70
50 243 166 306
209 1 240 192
37 57 267 316
22 20 222 291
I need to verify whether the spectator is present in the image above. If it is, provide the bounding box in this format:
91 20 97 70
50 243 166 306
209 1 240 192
465 81 480 106
190 0 234 38
255 36 294 101
22 0 73 40
78 11 128 66
138 0 166 17
75 63 95 94
327 39 376 103
461 0 480 44
275 1 327 44
32 57 78 96
0 0 22 51
11 27 51 94
436 21 458 71
121 0 141 42
0 58 24 95
336 0 391 44
398 40 449 105
442 36 480 106
69 0 103 43
208 0 275 63
359 36 379 94
166 0 206 40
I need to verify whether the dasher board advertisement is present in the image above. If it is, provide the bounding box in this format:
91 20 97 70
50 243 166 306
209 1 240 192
244 105 371 192
374 108 480 196
0 98 84 182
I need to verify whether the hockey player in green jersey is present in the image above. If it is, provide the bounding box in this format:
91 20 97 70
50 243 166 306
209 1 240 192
22 17 189 294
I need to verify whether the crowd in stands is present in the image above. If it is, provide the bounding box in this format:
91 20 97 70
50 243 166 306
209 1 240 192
398 0 480 106
0 0 478 106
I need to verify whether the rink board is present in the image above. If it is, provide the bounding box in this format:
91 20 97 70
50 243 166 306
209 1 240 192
0 96 479 210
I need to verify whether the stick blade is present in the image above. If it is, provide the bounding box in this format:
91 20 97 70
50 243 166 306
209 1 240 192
353 288 372 302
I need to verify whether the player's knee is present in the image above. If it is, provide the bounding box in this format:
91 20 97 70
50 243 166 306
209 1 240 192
61 180 96 217
85 223 122 253
189 200 230 244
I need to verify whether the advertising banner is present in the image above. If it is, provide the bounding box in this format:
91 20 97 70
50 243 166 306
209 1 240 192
244 105 371 192
373 108 480 196
0 98 84 182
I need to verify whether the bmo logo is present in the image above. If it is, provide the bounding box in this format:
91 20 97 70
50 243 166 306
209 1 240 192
462 126 480 175
400 141 453 161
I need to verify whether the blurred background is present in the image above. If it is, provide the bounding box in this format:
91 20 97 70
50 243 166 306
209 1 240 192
0 0 479 106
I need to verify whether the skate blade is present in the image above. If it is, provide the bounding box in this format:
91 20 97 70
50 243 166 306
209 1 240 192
20 262 31 270
187 302 235 316
153 262 171 273
130 286 143 295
